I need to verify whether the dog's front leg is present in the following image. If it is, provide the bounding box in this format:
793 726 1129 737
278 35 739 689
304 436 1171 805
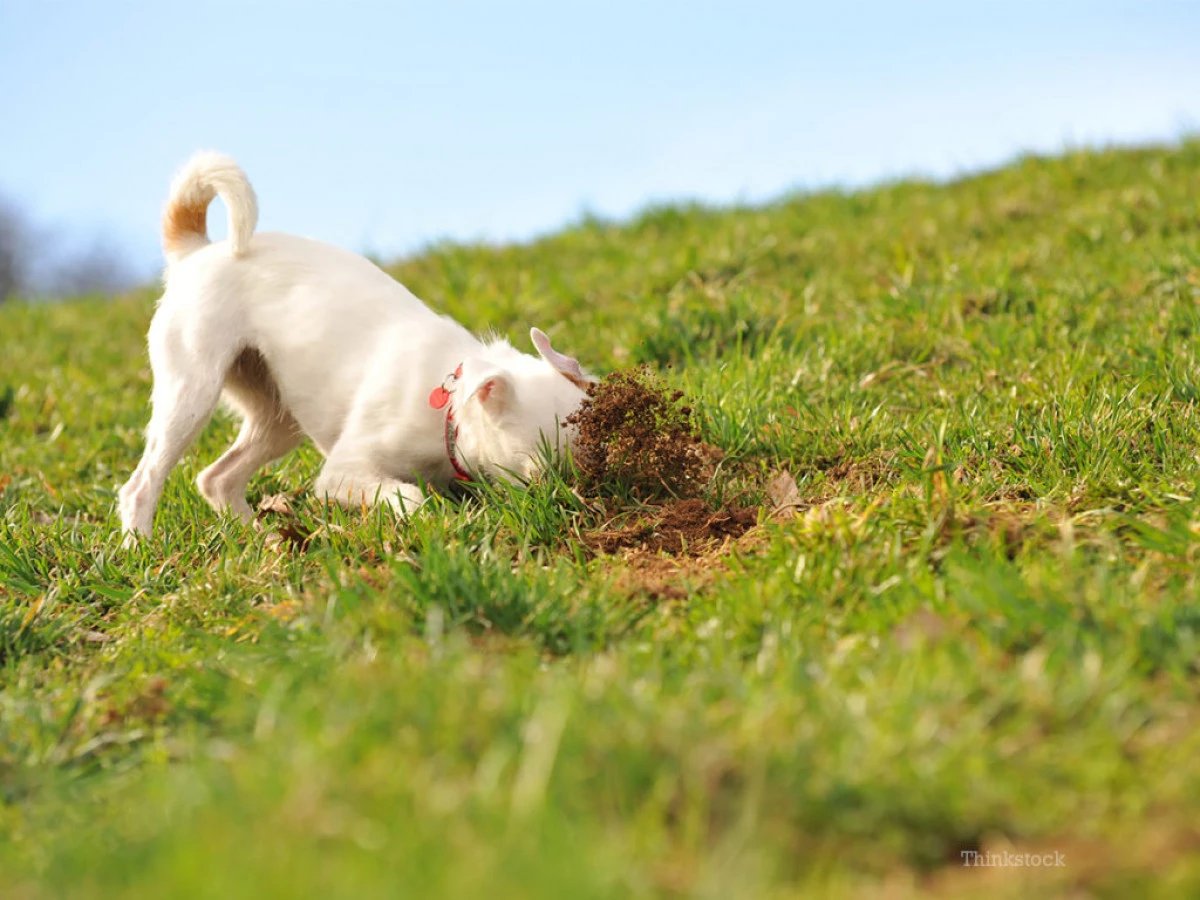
313 466 426 517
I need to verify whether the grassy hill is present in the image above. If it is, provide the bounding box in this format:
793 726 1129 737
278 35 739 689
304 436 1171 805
2 141 1200 898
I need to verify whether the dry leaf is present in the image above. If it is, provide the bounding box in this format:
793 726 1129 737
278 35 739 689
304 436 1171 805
766 470 802 517
257 493 293 514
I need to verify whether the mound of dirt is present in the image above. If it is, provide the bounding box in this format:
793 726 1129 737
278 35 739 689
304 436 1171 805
567 367 709 499
567 368 759 559
584 498 758 557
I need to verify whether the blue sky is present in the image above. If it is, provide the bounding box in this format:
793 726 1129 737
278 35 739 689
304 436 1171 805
2 0 1198 279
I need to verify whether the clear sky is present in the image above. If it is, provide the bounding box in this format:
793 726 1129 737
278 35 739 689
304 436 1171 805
2 0 1198 279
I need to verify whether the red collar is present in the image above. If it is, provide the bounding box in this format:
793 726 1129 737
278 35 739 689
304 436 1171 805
428 363 472 482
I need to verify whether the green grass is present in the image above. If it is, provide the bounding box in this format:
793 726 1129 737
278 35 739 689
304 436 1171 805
3 141 1200 898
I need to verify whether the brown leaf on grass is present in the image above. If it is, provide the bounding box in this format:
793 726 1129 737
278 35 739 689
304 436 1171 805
257 493 293 514
263 521 315 552
766 470 803 518
256 493 314 550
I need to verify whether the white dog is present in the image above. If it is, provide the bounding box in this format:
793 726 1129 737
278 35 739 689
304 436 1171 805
118 152 592 539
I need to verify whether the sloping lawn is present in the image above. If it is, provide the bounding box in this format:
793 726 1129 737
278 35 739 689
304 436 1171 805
2 141 1200 897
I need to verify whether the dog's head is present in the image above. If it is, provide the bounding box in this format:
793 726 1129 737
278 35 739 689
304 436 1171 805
451 328 593 482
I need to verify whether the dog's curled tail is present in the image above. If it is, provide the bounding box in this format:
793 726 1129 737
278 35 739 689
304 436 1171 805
161 151 258 265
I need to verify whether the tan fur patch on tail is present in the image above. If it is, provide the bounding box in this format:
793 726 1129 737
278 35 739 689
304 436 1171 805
162 199 209 259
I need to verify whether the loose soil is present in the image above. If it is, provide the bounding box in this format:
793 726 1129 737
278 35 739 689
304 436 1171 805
582 498 758 557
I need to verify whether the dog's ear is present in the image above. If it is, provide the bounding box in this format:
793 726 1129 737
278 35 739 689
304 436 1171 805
468 369 512 416
531 327 591 387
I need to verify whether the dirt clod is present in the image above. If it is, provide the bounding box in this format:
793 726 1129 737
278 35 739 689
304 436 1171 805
567 367 708 499
567 368 757 562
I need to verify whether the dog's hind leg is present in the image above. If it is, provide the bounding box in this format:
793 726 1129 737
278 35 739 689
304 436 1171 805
197 415 302 519
119 377 226 540
118 315 234 540
196 349 303 520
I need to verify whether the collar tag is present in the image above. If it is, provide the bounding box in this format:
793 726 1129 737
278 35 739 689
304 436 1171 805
429 386 451 409
428 363 464 410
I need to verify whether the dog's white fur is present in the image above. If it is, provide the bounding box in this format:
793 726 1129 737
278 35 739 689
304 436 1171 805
118 151 591 538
